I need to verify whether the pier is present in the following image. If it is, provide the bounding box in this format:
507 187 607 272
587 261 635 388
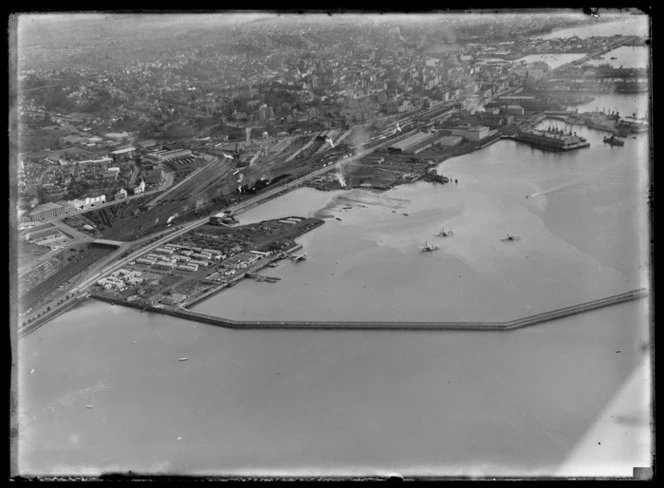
91 288 648 332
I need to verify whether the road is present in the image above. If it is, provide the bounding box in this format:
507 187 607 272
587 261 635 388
17 130 406 336
28 172 174 226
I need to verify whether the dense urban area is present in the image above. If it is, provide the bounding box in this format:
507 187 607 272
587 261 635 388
13 13 650 335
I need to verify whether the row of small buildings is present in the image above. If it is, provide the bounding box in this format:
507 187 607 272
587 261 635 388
96 269 144 291
21 180 146 223
134 243 227 272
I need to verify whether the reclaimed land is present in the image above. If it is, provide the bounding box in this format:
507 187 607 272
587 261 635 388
91 288 648 331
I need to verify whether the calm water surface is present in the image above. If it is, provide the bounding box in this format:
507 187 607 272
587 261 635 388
17 89 651 476
515 53 587 69
584 45 649 69
537 16 649 40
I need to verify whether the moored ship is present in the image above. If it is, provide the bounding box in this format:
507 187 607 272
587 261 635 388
511 127 590 152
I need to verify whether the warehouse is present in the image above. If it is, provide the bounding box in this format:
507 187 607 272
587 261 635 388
176 264 199 272
388 132 437 154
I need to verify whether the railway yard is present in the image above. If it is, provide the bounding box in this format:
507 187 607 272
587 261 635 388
16 75 636 328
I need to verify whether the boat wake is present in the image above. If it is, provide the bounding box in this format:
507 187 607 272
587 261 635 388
528 161 629 199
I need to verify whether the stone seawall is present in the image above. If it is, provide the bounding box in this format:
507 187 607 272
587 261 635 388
91 288 648 331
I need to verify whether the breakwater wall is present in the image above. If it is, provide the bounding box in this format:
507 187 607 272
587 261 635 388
91 288 648 331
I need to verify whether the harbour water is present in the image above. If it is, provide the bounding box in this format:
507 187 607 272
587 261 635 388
16 98 651 476
584 45 649 69
515 53 588 69
537 15 649 40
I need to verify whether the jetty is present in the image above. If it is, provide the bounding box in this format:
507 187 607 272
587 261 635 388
91 288 648 332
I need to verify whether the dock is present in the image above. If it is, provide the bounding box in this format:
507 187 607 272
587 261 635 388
91 288 648 332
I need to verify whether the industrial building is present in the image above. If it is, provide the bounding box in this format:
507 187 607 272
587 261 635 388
451 125 491 142
111 147 136 160
163 155 199 174
22 226 69 246
176 264 199 272
141 164 164 185
27 202 75 221
146 148 193 161
161 294 187 306
434 135 463 147
388 131 438 154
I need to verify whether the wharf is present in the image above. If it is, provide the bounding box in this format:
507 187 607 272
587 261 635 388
178 247 297 308
91 288 648 332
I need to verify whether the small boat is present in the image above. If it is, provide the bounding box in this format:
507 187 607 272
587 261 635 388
85 404 94 409
610 56 618 60
420 241 440 252
501 234 521 242
436 227 454 238
603 135 624 146
178 357 189 362
29 369 35 375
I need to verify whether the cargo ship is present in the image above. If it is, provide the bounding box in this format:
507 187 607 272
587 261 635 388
617 115 649 134
511 127 590 152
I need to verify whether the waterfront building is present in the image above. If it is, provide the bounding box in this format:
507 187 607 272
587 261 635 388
451 125 491 142
161 294 187 306
388 132 437 153
434 135 463 147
